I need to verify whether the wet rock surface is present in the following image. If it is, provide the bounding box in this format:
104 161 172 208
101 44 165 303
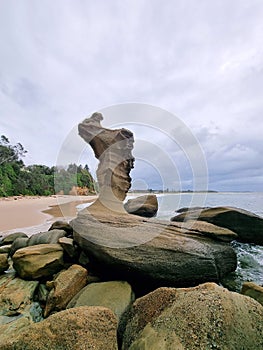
0 273 42 341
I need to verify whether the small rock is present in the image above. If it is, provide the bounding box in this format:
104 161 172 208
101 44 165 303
241 281 263 306
78 250 90 266
37 284 49 305
0 244 12 254
44 264 87 317
12 244 64 280
9 229 67 257
0 232 28 246
124 195 158 217
0 273 40 327
0 254 9 274
48 221 73 236
67 281 134 322
58 237 77 258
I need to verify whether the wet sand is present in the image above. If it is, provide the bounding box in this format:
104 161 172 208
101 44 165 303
0 195 97 234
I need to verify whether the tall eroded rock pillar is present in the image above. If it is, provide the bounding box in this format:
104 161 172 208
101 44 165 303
78 112 134 212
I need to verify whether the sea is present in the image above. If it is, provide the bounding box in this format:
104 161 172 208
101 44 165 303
152 191 263 291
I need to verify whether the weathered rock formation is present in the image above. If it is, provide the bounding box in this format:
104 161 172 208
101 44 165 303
124 194 158 217
78 112 134 212
122 283 263 350
171 206 263 245
71 116 238 291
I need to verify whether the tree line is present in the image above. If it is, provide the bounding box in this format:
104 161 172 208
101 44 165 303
0 135 95 197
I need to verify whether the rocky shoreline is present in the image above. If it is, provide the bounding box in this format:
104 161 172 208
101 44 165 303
0 113 262 349
0 205 263 349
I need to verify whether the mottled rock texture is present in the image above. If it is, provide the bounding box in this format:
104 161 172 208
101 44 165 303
0 306 118 350
122 283 263 350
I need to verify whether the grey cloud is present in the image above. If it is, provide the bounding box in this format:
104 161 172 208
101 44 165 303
0 0 262 191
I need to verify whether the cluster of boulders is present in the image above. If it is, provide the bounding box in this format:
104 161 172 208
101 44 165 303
0 210 262 349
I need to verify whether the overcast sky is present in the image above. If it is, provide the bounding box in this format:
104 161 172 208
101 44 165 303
0 0 262 192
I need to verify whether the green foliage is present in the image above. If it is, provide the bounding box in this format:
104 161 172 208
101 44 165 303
54 163 95 194
0 135 95 197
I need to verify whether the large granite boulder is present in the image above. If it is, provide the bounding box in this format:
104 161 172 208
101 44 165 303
71 210 237 292
67 281 134 322
44 264 88 317
241 281 263 306
0 306 118 350
9 229 67 257
124 195 158 217
12 244 64 280
171 206 263 245
122 283 263 350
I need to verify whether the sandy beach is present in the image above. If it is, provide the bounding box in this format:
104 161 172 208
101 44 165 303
0 195 97 235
